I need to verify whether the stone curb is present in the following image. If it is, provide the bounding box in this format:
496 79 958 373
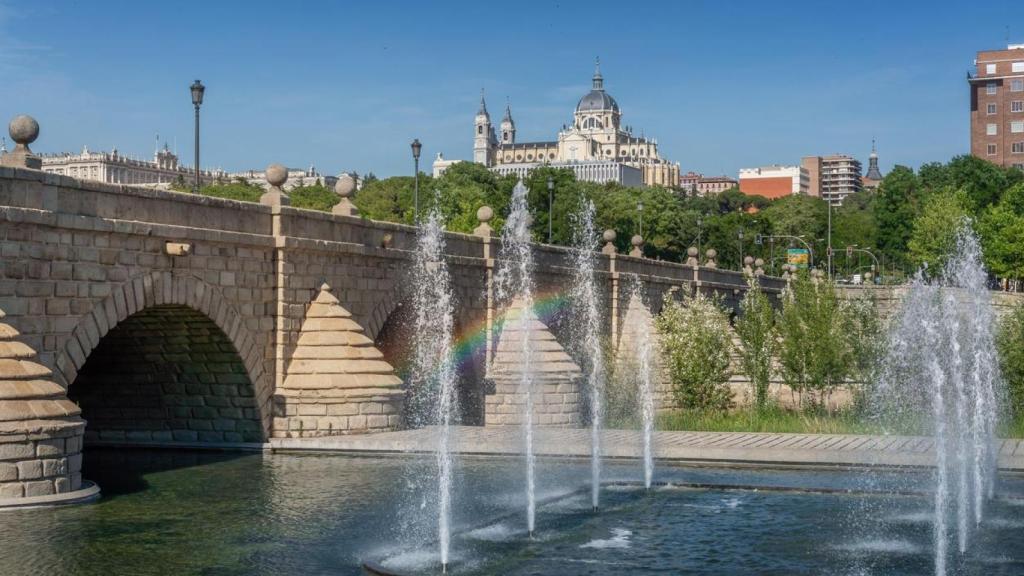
0 480 99 510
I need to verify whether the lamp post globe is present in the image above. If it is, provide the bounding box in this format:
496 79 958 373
411 139 422 224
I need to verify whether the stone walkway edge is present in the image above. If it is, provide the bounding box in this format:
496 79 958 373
267 426 1024 472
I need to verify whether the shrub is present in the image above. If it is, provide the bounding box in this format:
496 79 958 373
776 274 856 407
997 303 1024 419
736 278 776 410
656 292 733 411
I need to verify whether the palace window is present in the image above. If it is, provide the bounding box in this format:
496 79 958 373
477 126 482 135
1013 101 1024 113
526 154 533 161
988 82 998 95
988 123 998 135
988 103 998 115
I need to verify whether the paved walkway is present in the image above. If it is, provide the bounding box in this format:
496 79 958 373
270 426 1024 471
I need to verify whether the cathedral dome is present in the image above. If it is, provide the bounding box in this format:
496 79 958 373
576 90 619 113
576 59 619 113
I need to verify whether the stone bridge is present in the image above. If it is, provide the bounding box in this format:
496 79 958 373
0 120 783 502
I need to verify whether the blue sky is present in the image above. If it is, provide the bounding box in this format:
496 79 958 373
2 0 1022 178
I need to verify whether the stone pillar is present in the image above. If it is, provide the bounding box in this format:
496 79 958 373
754 258 765 277
331 174 358 216
685 246 699 267
704 248 718 269
0 115 42 170
0 308 90 505
629 234 644 258
260 163 290 207
602 230 620 349
475 206 495 365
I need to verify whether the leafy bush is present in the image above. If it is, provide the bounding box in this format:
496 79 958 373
997 303 1024 419
656 292 733 411
735 278 776 410
776 274 857 407
290 183 339 212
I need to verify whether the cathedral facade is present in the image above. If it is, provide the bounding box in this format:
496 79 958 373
472 62 680 188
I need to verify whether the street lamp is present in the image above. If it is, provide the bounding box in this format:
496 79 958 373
737 229 744 270
547 176 554 243
190 79 205 193
637 201 644 238
826 195 833 280
410 139 422 224
696 216 703 256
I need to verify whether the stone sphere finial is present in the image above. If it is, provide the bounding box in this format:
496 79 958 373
335 174 356 198
706 248 717 259
265 163 288 188
687 246 698 257
754 258 764 268
477 205 493 223
744 255 754 266
603 229 616 243
631 234 643 247
8 115 39 146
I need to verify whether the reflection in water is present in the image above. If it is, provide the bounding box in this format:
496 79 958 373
1 449 1022 575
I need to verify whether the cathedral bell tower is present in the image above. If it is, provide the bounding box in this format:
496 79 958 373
501 100 516 146
474 90 496 165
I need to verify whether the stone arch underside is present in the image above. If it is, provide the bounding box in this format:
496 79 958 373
69 305 262 443
55 272 272 441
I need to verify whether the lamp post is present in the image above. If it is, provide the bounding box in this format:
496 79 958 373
826 194 833 280
696 216 703 256
190 80 205 193
410 139 422 224
637 201 644 238
737 229 744 270
547 176 554 243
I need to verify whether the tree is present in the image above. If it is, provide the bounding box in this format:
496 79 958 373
290 182 338 212
874 165 923 266
997 303 1024 419
776 274 855 407
979 182 1024 283
761 194 827 240
735 278 777 410
907 188 970 272
656 292 734 411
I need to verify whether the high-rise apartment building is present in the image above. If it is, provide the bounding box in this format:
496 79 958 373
800 154 863 205
969 44 1024 170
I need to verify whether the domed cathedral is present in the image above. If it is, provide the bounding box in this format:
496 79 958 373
472 59 680 188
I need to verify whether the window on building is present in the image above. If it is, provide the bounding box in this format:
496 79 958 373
1013 121 1024 133
988 103 998 115
988 123 998 135
986 63 997 74
1014 101 1024 113
988 144 997 155
1014 62 1024 72
1013 79 1024 92
1013 142 1024 154
988 82 999 95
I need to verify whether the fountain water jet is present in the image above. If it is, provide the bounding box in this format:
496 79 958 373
409 208 459 572
569 199 605 510
493 180 539 536
630 279 656 490
873 226 1000 576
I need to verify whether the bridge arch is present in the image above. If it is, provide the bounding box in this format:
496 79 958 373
54 272 271 442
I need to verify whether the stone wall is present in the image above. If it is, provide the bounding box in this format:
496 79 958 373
69 305 262 443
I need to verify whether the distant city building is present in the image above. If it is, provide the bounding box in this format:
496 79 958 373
432 153 459 178
696 175 738 196
800 154 862 205
738 165 809 199
968 43 1024 170
462 60 680 188
230 166 337 191
40 142 337 191
861 141 884 190
40 143 225 187
679 171 702 193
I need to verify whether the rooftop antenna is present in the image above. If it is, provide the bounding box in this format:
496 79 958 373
155 132 160 156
